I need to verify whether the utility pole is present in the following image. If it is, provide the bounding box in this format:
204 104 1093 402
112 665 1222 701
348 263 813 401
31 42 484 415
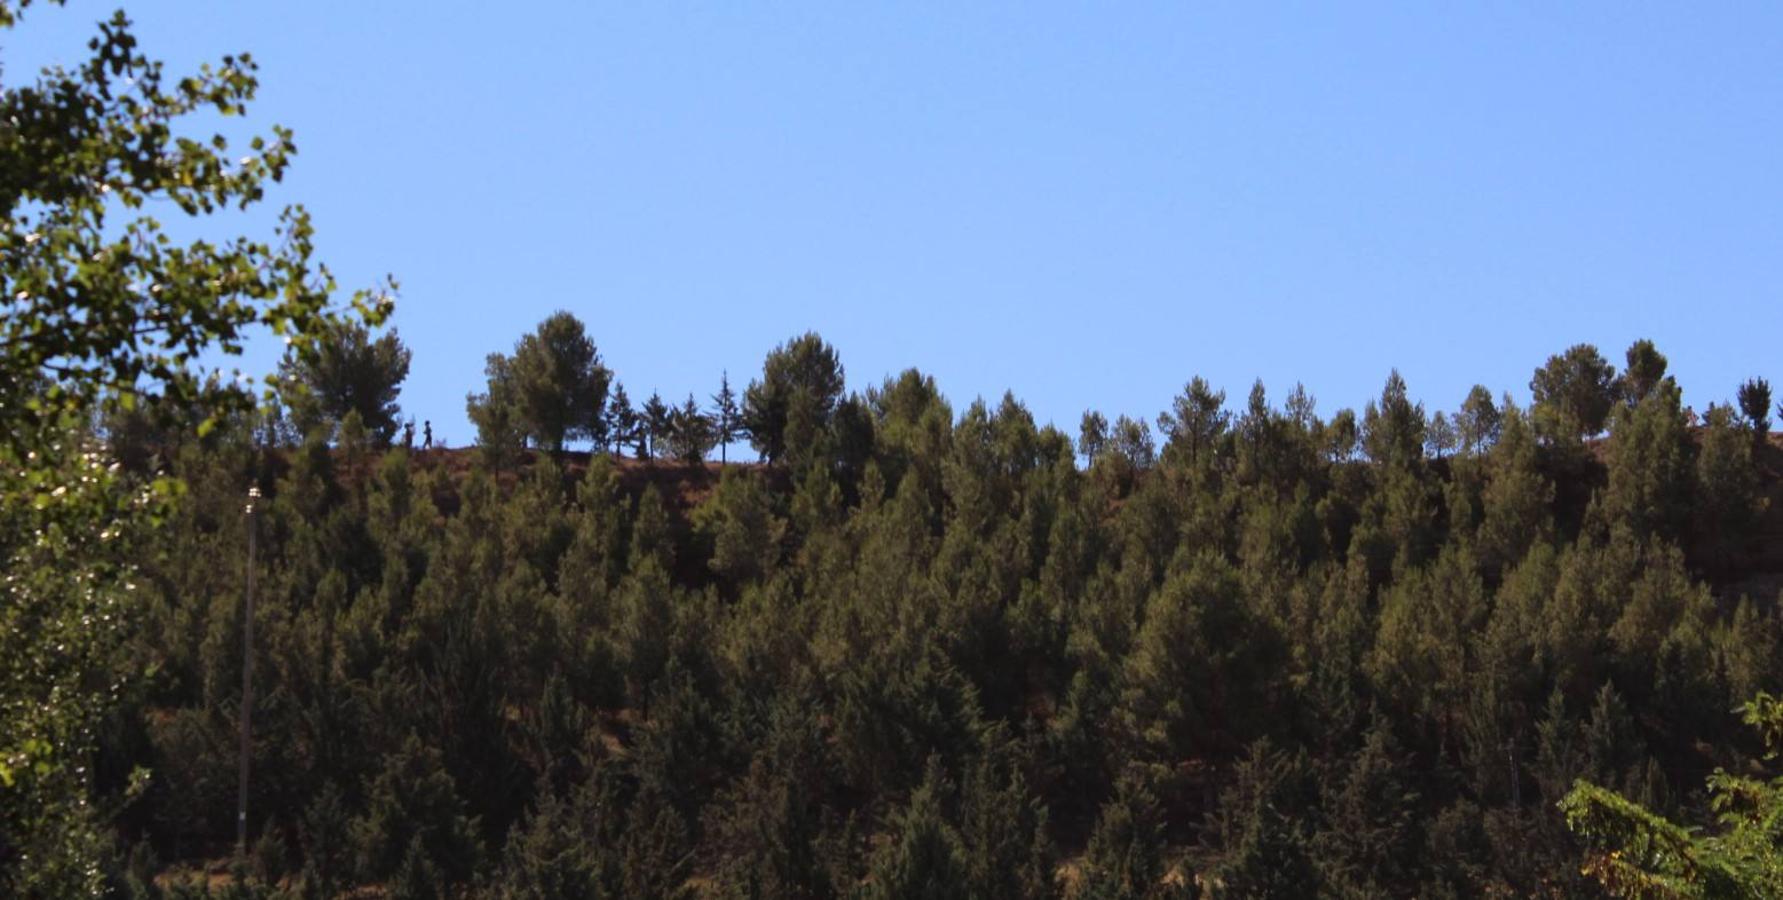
238 485 260 859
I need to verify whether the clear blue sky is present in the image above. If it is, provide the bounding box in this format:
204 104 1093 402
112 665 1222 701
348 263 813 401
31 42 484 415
10 3 1782 448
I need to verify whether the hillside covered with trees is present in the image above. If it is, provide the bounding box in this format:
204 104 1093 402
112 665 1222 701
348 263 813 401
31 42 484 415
83 314 1783 897
7 2 1783 897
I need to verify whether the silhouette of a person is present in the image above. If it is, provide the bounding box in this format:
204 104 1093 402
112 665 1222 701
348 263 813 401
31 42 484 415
422 420 433 450
402 419 415 450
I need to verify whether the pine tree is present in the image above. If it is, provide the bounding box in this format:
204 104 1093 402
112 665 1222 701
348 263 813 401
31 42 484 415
1596 377 1691 542
640 392 671 461
711 371 742 464
1157 376 1228 467
350 735 482 889
468 352 527 469
469 311 611 454
1110 415 1156 472
1078 774 1169 900
1325 407 1360 463
1362 370 1426 468
1428 410 1457 459
707 695 835 899
693 469 785 586
1692 404 1765 578
665 393 715 464
957 739 1056 900
606 382 638 457
496 791 615 900
1738 377 1772 441
1080 410 1110 468
1477 400 1554 577
1455 385 1501 456
279 320 412 445
1314 718 1419 895
864 758 969 900
1530 343 1617 443
1620 339 1669 407
1285 381 1319 433
1208 740 1321 897
743 332 846 464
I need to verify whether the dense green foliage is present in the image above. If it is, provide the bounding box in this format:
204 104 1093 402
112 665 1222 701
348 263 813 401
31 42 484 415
278 322 411 447
1 2 388 894
1563 693 1783 898
8 5 1783 898
468 312 611 456
74 318 1782 897
742 332 846 466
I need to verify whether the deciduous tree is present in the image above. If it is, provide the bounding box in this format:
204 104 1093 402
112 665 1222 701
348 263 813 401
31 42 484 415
1563 693 1783 898
0 3 390 893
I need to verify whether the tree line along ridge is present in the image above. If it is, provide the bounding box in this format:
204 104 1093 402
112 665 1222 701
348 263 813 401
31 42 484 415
78 314 1783 897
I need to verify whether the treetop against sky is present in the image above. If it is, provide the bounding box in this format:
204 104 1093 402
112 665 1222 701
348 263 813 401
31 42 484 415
6 2 1778 443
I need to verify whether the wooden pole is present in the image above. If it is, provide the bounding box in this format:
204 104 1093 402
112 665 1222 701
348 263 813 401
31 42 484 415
238 486 260 859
